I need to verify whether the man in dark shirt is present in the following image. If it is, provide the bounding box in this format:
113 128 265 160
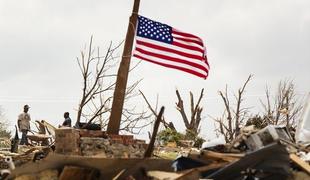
62 112 72 127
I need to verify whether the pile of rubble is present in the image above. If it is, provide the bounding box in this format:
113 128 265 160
1 122 310 179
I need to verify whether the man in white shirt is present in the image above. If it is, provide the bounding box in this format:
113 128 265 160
17 105 31 145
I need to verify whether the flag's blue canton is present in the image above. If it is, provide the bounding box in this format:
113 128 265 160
137 16 173 44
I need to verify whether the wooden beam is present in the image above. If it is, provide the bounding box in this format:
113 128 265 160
178 162 229 179
290 154 310 174
144 106 164 158
107 0 140 134
59 166 100 180
188 150 243 163
9 154 174 179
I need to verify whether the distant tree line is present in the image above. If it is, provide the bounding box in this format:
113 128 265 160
213 75 304 143
0 106 11 138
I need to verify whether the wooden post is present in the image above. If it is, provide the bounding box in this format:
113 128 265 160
107 0 140 134
144 106 164 158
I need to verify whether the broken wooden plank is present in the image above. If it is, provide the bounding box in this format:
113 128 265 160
147 170 183 179
14 169 58 180
9 154 173 179
35 120 47 134
188 150 243 163
177 162 228 180
59 166 100 180
144 106 164 158
290 154 310 174
41 120 57 139
27 134 51 142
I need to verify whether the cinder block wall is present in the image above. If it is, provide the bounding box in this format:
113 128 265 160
55 129 146 158
55 129 80 155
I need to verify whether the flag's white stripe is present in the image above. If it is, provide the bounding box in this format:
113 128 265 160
172 29 203 42
135 43 209 70
172 33 203 43
173 38 205 51
136 37 203 57
134 51 208 76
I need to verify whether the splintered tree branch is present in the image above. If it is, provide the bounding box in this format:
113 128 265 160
176 89 190 128
260 79 303 128
195 107 203 130
215 75 252 143
192 89 204 128
175 88 204 135
190 92 195 122
235 74 253 136
139 90 173 129
144 106 165 158
218 87 232 133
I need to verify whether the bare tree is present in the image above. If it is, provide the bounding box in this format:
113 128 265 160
260 79 303 129
76 37 152 134
214 75 252 143
175 88 204 136
139 90 176 130
0 106 11 138
76 36 119 126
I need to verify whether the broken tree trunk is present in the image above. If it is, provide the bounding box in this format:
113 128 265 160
175 89 204 135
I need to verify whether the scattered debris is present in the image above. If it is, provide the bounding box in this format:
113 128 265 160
290 153 310 174
295 93 310 144
245 125 293 150
2 118 310 180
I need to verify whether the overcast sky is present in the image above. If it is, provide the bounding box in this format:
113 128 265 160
0 0 309 140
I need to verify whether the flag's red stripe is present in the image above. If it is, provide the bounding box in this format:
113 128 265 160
136 40 204 61
133 54 207 79
172 41 205 54
173 36 204 47
135 47 209 73
172 29 201 40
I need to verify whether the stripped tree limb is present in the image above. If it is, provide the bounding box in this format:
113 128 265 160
215 75 252 143
175 88 204 135
260 79 303 129
139 90 175 130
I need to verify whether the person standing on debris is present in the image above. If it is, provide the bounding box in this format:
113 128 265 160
62 112 72 127
17 104 31 145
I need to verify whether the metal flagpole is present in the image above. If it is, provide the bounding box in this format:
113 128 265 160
107 0 140 134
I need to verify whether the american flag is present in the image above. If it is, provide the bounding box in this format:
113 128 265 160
133 15 209 79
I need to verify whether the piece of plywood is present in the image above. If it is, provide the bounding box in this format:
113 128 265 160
290 154 310 174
